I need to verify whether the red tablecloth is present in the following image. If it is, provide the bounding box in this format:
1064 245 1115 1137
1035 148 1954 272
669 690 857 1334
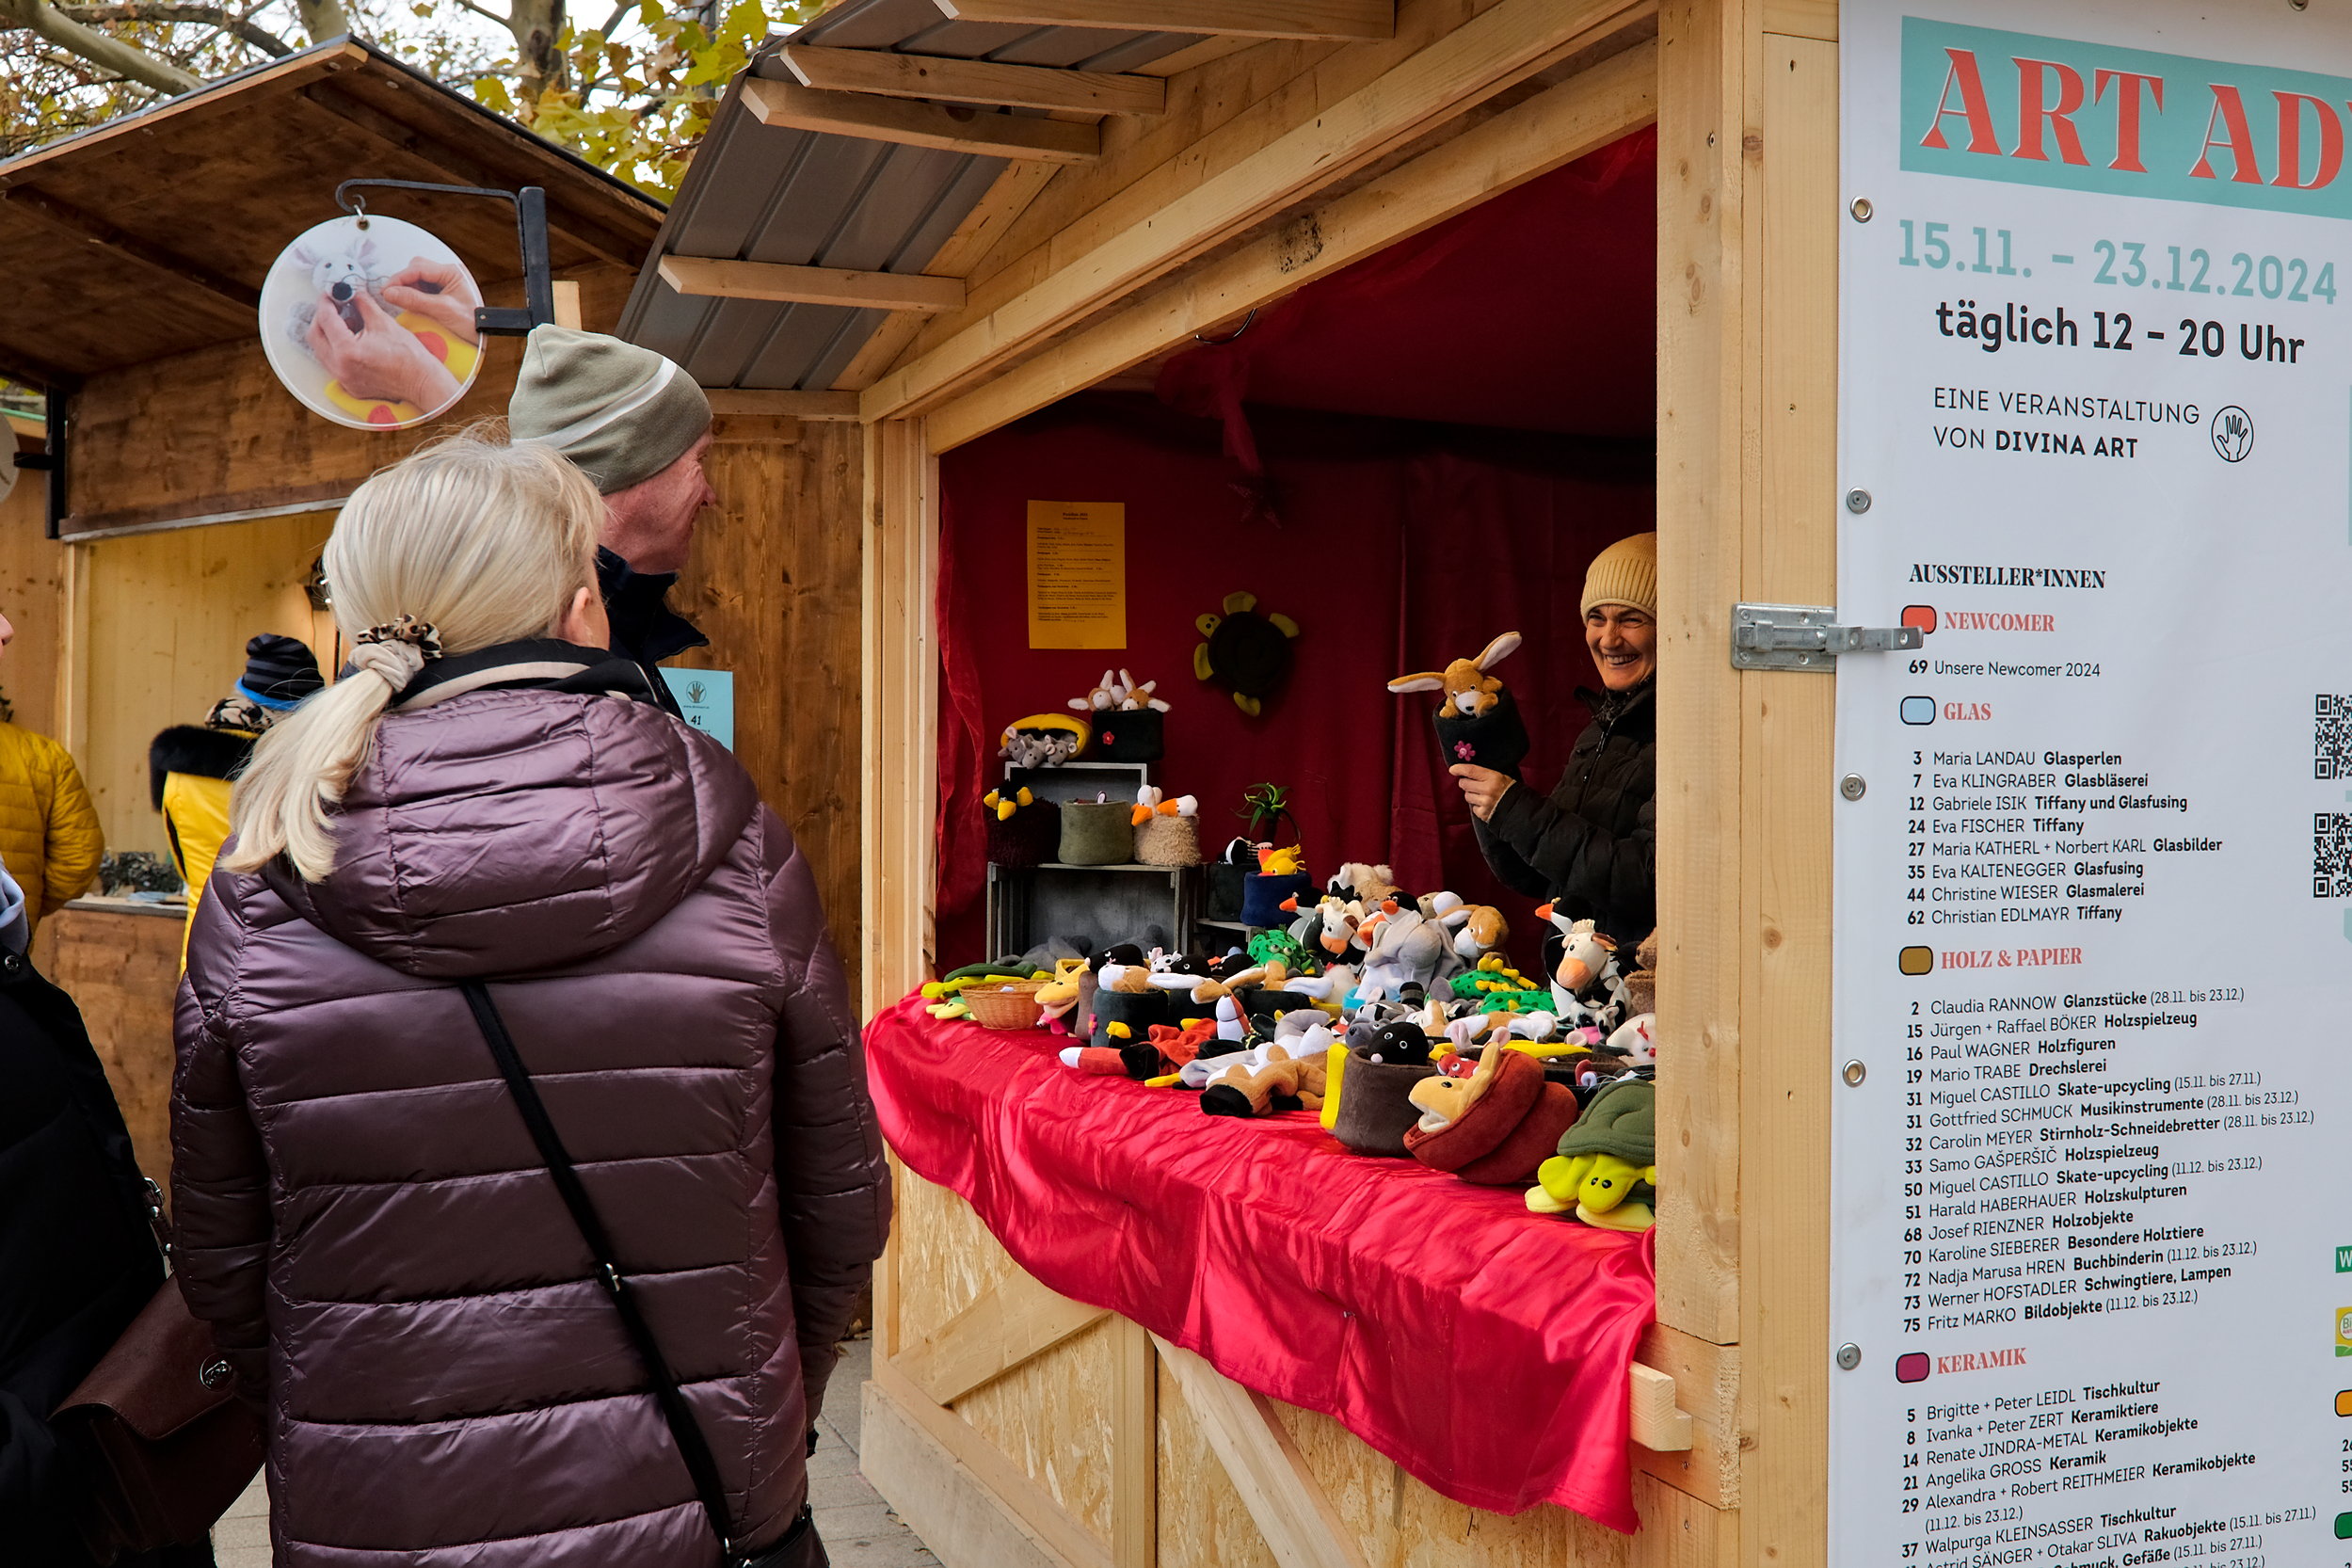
865 997 1656 1530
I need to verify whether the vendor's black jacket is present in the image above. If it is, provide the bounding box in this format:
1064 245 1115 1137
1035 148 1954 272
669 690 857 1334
0 950 168 1564
598 546 708 719
1472 678 1656 949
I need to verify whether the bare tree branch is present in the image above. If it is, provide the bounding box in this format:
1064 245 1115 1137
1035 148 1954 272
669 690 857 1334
0 0 202 92
54 2 289 55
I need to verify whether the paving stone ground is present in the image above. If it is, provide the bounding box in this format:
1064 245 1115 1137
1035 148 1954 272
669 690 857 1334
214 1333 936 1568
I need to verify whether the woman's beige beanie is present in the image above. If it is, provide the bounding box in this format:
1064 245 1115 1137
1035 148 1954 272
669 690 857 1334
1580 532 1658 617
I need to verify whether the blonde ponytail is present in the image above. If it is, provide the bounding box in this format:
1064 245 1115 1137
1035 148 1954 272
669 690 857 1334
225 432 602 881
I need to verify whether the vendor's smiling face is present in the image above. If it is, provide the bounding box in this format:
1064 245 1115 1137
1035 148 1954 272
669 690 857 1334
1585 605 1656 690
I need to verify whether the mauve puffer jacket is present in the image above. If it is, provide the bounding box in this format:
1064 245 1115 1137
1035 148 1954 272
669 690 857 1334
169 675 888 1567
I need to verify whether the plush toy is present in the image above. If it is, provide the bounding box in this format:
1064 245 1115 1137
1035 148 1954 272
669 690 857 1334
1000 712 1089 769
1325 1018 1440 1155
984 786 1060 868
1401 1043 1580 1185
1194 592 1302 716
1356 904 1460 1003
1059 1016 1221 1080
1070 668 1171 715
1198 1040 1330 1117
1387 632 1530 776
1621 929 1660 1017
1446 904 1510 965
1528 1078 1656 1229
1129 787 1197 826
1386 632 1523 720
1602 1013 1656 1066
1534 904 1627 1027
1329 862 1401 904
984 787 1032 823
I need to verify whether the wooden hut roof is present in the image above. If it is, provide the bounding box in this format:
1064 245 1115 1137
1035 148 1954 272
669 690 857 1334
0 39 665 390
616 1 1222 392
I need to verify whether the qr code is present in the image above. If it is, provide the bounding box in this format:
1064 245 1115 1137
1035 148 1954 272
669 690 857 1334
2317 813 2352 897
2318 694 2352 777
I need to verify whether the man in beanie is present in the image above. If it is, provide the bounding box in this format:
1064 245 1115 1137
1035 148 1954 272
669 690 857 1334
151 632 323 962
1452 531 1656 949
507 325 715 714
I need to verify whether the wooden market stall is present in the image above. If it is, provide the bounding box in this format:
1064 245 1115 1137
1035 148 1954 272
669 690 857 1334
621 1 1839 1564
0 40 667 1187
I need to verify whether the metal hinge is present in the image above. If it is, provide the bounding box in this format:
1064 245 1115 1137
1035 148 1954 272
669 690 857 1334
1731 603 1924 671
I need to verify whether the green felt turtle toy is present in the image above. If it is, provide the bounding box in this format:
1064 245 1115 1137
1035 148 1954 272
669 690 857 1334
1193 590 1301 717
1527 1078 1656 1230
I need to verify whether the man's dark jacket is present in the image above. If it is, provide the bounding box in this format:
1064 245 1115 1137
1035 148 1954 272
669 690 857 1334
1473 679 1657 949
597 547 707 718
0 952 167 1564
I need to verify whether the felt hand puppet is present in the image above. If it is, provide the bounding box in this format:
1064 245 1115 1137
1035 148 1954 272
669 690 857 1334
1326 1018 1442 1155
1329 862 1400 904
1400 1042 1581 1186
1059 1016 1222 1080
1448 904 1509 965
1194 592 1302 717
1033 958 1089 1032
1388 632 1530 775
1199 1042 1329 1118
1603 1013 1656 1066
1256 843 1305 876
1527 1078 1657 1229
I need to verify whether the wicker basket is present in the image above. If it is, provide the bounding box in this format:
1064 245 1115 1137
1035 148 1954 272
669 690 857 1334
1133 813 1200 866
964 981 1047 1030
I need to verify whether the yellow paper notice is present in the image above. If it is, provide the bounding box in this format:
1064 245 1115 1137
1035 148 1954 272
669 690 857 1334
1026 501 1127 649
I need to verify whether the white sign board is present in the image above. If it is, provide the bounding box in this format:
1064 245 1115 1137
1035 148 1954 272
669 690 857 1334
1835 4 2352 1563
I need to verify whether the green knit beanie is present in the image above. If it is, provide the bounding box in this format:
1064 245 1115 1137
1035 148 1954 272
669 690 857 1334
507 326 712 495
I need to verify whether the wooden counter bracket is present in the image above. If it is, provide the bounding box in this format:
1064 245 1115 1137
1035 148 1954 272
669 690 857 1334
1628 1363 1694 1452
743 78 1100 164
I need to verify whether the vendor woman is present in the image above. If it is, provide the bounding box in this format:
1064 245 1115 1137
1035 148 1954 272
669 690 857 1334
1451 531 1656 948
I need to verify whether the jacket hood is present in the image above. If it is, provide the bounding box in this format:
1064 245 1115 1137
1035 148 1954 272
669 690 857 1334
264 664 757 979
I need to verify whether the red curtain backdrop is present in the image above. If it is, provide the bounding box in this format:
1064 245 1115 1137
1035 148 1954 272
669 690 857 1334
933 131 1659 972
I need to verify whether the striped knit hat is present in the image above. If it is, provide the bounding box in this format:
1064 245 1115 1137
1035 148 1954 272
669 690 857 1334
507 326 711 495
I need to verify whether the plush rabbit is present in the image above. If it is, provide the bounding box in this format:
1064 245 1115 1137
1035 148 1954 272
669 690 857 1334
1386 632 1523 718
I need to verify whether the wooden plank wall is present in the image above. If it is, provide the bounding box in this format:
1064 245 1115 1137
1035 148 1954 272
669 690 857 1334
76 511 337 857
63 263 636 536
1 419 66 739
669 415 867 995
30 905 183 1198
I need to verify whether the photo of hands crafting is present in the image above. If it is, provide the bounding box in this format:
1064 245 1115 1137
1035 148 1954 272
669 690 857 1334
259 214 483 428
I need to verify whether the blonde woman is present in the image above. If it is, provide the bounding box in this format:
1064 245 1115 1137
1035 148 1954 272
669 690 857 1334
170 434 883 1568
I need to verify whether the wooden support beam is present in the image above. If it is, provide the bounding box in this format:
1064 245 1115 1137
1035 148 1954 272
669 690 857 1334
705 389 863 421
1152 1336 1372 1568
894 1269 1111 1407
1110 1318 1156 1568
659 255 967 313
0 187 259 312
743 78 1099 164
865 1366 1114 1568
865 0 1648 422
1634 1322 1741 1509
934 0 1395 41
923 35 1656 451
779 43 1166 117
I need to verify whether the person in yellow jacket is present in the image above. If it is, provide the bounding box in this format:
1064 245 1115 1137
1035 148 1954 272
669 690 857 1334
149 634 322 959
0 610 104 927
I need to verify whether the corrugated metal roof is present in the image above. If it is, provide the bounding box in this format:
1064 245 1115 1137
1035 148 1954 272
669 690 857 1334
616 3 1206 391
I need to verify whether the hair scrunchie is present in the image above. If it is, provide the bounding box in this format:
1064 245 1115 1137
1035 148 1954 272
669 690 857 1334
350 615 442 690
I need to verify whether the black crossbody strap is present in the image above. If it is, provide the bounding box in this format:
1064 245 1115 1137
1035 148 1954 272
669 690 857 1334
458 981 744 1560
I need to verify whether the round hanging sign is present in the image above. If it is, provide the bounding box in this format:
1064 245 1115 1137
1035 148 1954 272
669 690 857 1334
258 214 485 430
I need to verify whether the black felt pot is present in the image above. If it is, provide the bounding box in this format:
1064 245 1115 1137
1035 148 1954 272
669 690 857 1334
1206 864 1248 921
1090 986 1170 1048
987 805 1060 868
1330 1049 1439 1156
1090 708 1163 762
1433 686 1530 776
